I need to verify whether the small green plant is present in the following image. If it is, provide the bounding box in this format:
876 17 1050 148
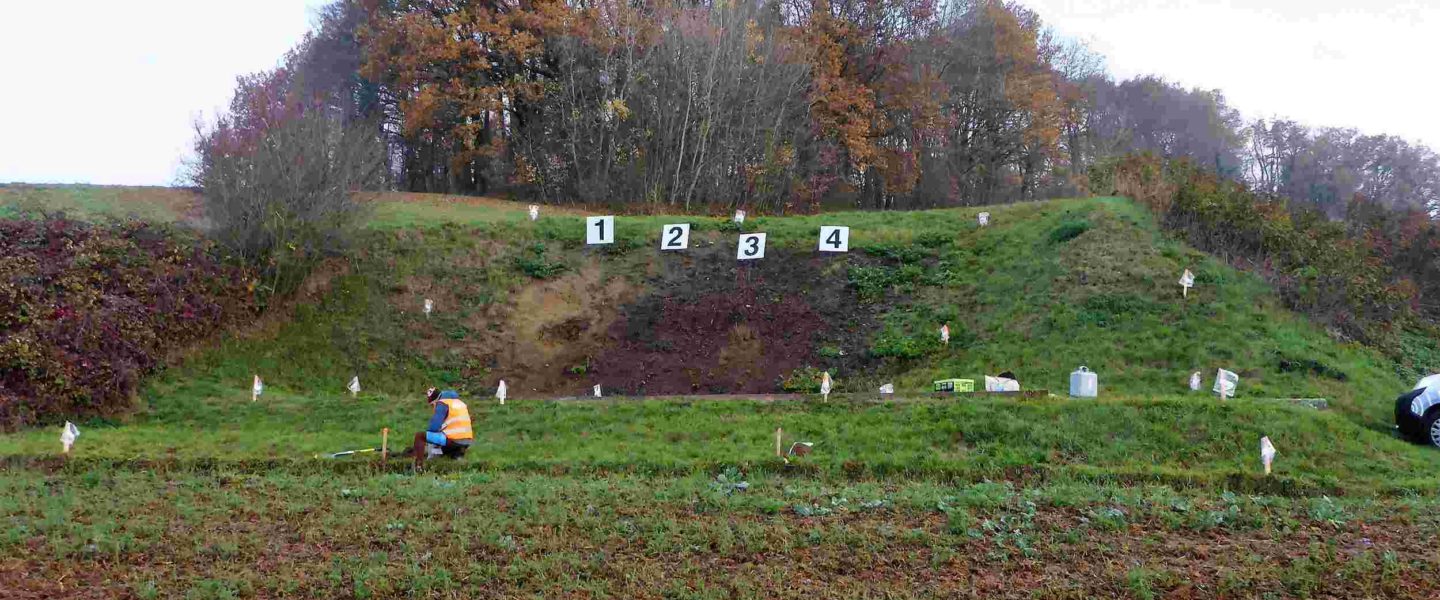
514 242 567 279
779 366 833 393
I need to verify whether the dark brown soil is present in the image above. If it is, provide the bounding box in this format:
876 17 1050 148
590 244 880 395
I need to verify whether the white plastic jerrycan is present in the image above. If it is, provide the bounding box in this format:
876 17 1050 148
1069 366 1098 398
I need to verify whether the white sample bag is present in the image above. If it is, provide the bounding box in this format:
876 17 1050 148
1260 436 1277 475
1189 371 1202 391
496 380 507 405
733 209 746 224
424 299 434 317
348 376 361 396
1069 366 1098 398
978 212 990 227
985 376 1019 392
252 375 264 400
820 371 833 399
528 205 539 221
940 324 950 345
593 384 602 398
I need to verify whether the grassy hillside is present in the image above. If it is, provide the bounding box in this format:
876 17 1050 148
5 186 1440 598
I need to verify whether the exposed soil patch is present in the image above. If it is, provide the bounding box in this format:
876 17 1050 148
469 261 640 394
591 243 880 395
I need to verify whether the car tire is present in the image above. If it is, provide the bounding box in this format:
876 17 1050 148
1423 409 1440 449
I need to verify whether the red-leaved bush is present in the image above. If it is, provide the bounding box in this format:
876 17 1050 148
0 217 254 430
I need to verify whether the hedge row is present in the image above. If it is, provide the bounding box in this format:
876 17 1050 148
0 218 253 429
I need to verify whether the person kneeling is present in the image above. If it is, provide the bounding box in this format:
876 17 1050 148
413 387 474 470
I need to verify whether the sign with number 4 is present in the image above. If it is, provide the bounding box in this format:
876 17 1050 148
737 233 766 260
661 224 690 250
818 226 849 252
586 216 615 245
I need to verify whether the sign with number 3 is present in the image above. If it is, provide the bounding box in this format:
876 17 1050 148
737 233 766 260
660 224 690 250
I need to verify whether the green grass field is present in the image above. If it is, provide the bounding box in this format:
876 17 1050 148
4 185 1440 598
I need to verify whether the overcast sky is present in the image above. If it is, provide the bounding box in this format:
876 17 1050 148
1 0 1436 186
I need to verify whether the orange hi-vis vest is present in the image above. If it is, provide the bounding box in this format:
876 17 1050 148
439 398 474 441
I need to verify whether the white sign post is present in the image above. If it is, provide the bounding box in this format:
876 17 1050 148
252 375 264 402
1260 436 1277 475
818 226 849 252
737 233 766 260
528 205 539 221
1179 269 1195 298
496 380 507 406
660 224 690 250
978 212 990 227
1213 369 1238 400
586 216 616 245
348 376 361 398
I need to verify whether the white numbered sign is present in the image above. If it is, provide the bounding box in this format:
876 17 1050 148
661 224 690 250
586 216 615 245
737 233 766 260
818 226 849 252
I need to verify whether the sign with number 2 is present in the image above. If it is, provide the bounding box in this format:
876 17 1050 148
737 233 766 260
661 224 690 250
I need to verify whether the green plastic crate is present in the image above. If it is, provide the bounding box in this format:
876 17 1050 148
933 379 975 393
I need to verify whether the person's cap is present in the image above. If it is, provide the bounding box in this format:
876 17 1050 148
425 387 440 402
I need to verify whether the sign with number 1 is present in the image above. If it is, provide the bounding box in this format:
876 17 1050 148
660 224 690 250
818 226 849 252
737 233 766 260
586 216 615 245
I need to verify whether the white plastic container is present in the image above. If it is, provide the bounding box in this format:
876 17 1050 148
1069 366 1098 398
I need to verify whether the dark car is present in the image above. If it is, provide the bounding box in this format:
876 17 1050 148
1395 375 1440 447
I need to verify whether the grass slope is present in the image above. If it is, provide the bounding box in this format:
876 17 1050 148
5 186 1440 598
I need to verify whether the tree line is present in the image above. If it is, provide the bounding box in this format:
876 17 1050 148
221 0 1422 217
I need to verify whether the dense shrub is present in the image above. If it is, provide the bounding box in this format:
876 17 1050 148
1094 154 1414 347
0 217 253 429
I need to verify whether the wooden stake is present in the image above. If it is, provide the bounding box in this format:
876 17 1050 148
382 428 389 461
1183 286 1188 299
775 428 782 458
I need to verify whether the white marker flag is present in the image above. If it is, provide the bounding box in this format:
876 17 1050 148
818 226 849 252
1260 436 1277 475
593 384 602 398
424 299 434 317
1179 269 1195 297
1213 369 1239 400
940 324 950 345
586 216 615 245
496 380 507 405
733 209 746 224
348 376 361 396
978 212 990 227
60 421 79 454
252 375 264 401
528 205 539 221
737 233 766 260
1189 371 1202 391
820 371 832 400
660 224 690 250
